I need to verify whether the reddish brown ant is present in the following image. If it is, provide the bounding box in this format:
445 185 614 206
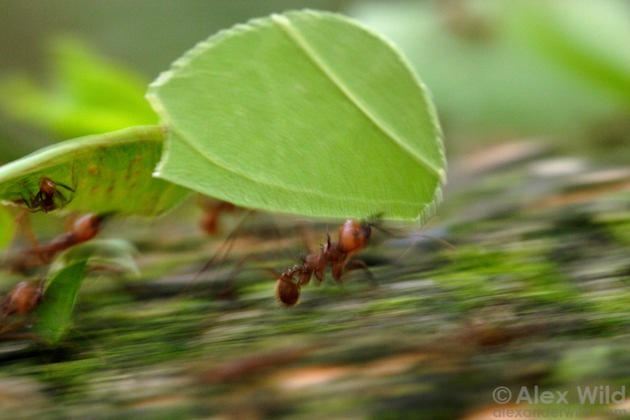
0 280 44 319
271 219 372 306
0 280 44 335
17 176 75 213
8 213 107 273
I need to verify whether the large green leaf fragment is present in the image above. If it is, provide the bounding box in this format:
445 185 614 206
0 126 188 216
148 10 445 221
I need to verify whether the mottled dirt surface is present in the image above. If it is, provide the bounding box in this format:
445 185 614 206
1 139 630 419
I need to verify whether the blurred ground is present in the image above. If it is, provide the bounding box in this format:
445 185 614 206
1 137 629 419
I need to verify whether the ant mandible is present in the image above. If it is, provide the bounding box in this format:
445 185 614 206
18 176 75 213
272 219 372 306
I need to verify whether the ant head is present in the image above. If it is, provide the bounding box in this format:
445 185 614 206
337 219 372 254
39 177 57 196
72 212 115 242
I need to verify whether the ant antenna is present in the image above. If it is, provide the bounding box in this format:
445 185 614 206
395 216 455 262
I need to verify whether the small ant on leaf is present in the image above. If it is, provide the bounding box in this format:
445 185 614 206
16 176 75 213
0 280 44 336
271 219 372 306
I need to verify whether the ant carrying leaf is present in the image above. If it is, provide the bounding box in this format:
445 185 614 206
200 215 373 306
189 213 372 306
193 213 437 307
270 219 373 306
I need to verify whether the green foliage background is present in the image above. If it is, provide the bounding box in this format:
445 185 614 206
2 0 628 160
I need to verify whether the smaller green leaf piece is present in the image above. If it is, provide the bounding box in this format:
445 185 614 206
148 10 446 221
54 239 140 276
34 258 89 343
0 126 189 216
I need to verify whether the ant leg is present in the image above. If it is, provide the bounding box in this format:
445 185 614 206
1 210 46 272
17 193 31 209
0 317 42 341
215 253 266 300
195 210 254 277
14 209 40 249
188 210 254 297
293 219 323 256
54 181 75 194
343 259 378 286
394 217 456 261
0 320 27 336
49 181 75 209
16 180 37 211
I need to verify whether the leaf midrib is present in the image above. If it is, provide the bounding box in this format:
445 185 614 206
271 13 443 179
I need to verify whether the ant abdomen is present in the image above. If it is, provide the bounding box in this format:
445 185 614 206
1 280 44 319
275 278 300 306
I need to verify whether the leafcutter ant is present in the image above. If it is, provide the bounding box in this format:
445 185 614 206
197 214 449 307
17 176 75 213
188 214 372 306
270 219 373 306
9 213 107 273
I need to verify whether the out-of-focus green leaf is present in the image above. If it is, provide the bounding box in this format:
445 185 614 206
0 37 158 138
34 257 89 343
53 239 140 276
349 0 630 139
148 10 445 221
514 0 630 107
0 126 188 216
